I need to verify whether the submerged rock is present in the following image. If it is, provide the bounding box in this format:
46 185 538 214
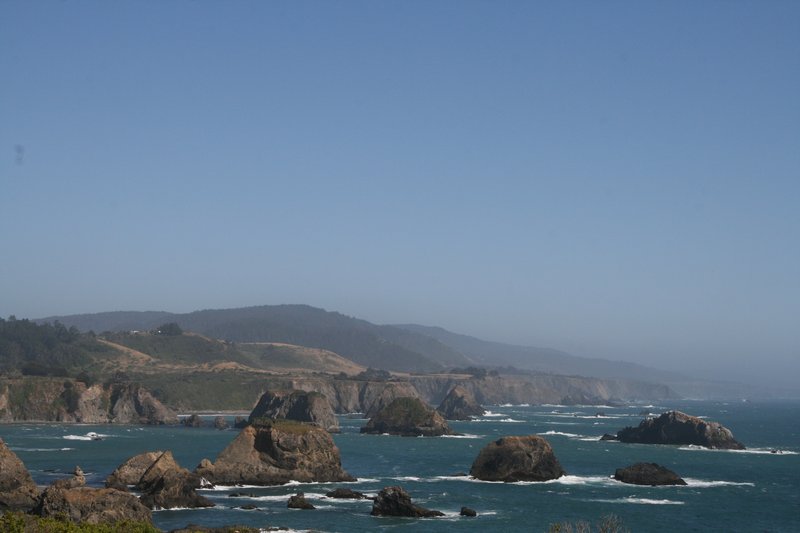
287 492 315 510
371 486 444 518
361 397 454 437
436 385 485 420
195 420 354 486
0 438 40 511
470 435 566 482
52 466 86 490
326 488 370 500
615 410 745 449
614 462 687 486
249 390 339 432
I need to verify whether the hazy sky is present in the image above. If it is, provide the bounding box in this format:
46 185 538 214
1 2 798 387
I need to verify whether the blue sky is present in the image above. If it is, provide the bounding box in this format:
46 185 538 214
1 1 798 387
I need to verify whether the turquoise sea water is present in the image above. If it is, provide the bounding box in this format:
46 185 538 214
2 400 799 532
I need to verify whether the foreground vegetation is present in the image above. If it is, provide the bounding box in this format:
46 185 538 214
548 514 630 533
0 512 159 533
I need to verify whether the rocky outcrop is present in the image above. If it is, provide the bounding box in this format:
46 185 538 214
0 438 40 510
436 385 484 420
249 390 339 432
106 450 213 509
470 435 566 482
287 492 315 509
615 411 745 449
614 463 687 486
0 378 177 424
34 485 152 524
460 506 477 517
137 451 214 509
371 486 444 517
182 414 203 427
214 416 229 430
361 397 454 437
105 451 165 489
195 420 354 485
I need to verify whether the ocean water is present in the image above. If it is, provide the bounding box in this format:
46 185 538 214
2 400 799 532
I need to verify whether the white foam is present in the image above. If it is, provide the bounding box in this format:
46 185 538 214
441 434 483 439
678 445 798 455
62 432 109 441
13 447 75 452
588 497 684 505
683 478 756 488
540 430 584 438
473 417 523 423
544 475 618 486
482 411 505 417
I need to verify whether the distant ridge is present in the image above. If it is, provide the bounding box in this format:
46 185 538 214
396 323 688 383
39 304 682 383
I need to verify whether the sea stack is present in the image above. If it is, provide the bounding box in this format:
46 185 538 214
248 389 339 433
195 419 354 485
361 397 454 437
437 385 485 420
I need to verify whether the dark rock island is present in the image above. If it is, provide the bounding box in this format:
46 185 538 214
614 462 687 486
613 410 745 449
470 435 566 482
371 486 444 518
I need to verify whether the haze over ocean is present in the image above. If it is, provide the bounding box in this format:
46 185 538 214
1 2 798 389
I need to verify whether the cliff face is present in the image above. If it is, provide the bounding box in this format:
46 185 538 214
0 377 177 424
409 374 674 407
239 373 673 417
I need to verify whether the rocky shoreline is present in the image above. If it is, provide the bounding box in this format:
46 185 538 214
1 396 747 531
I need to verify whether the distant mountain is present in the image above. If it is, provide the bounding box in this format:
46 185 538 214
39 305 473 374
395 324 688 384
